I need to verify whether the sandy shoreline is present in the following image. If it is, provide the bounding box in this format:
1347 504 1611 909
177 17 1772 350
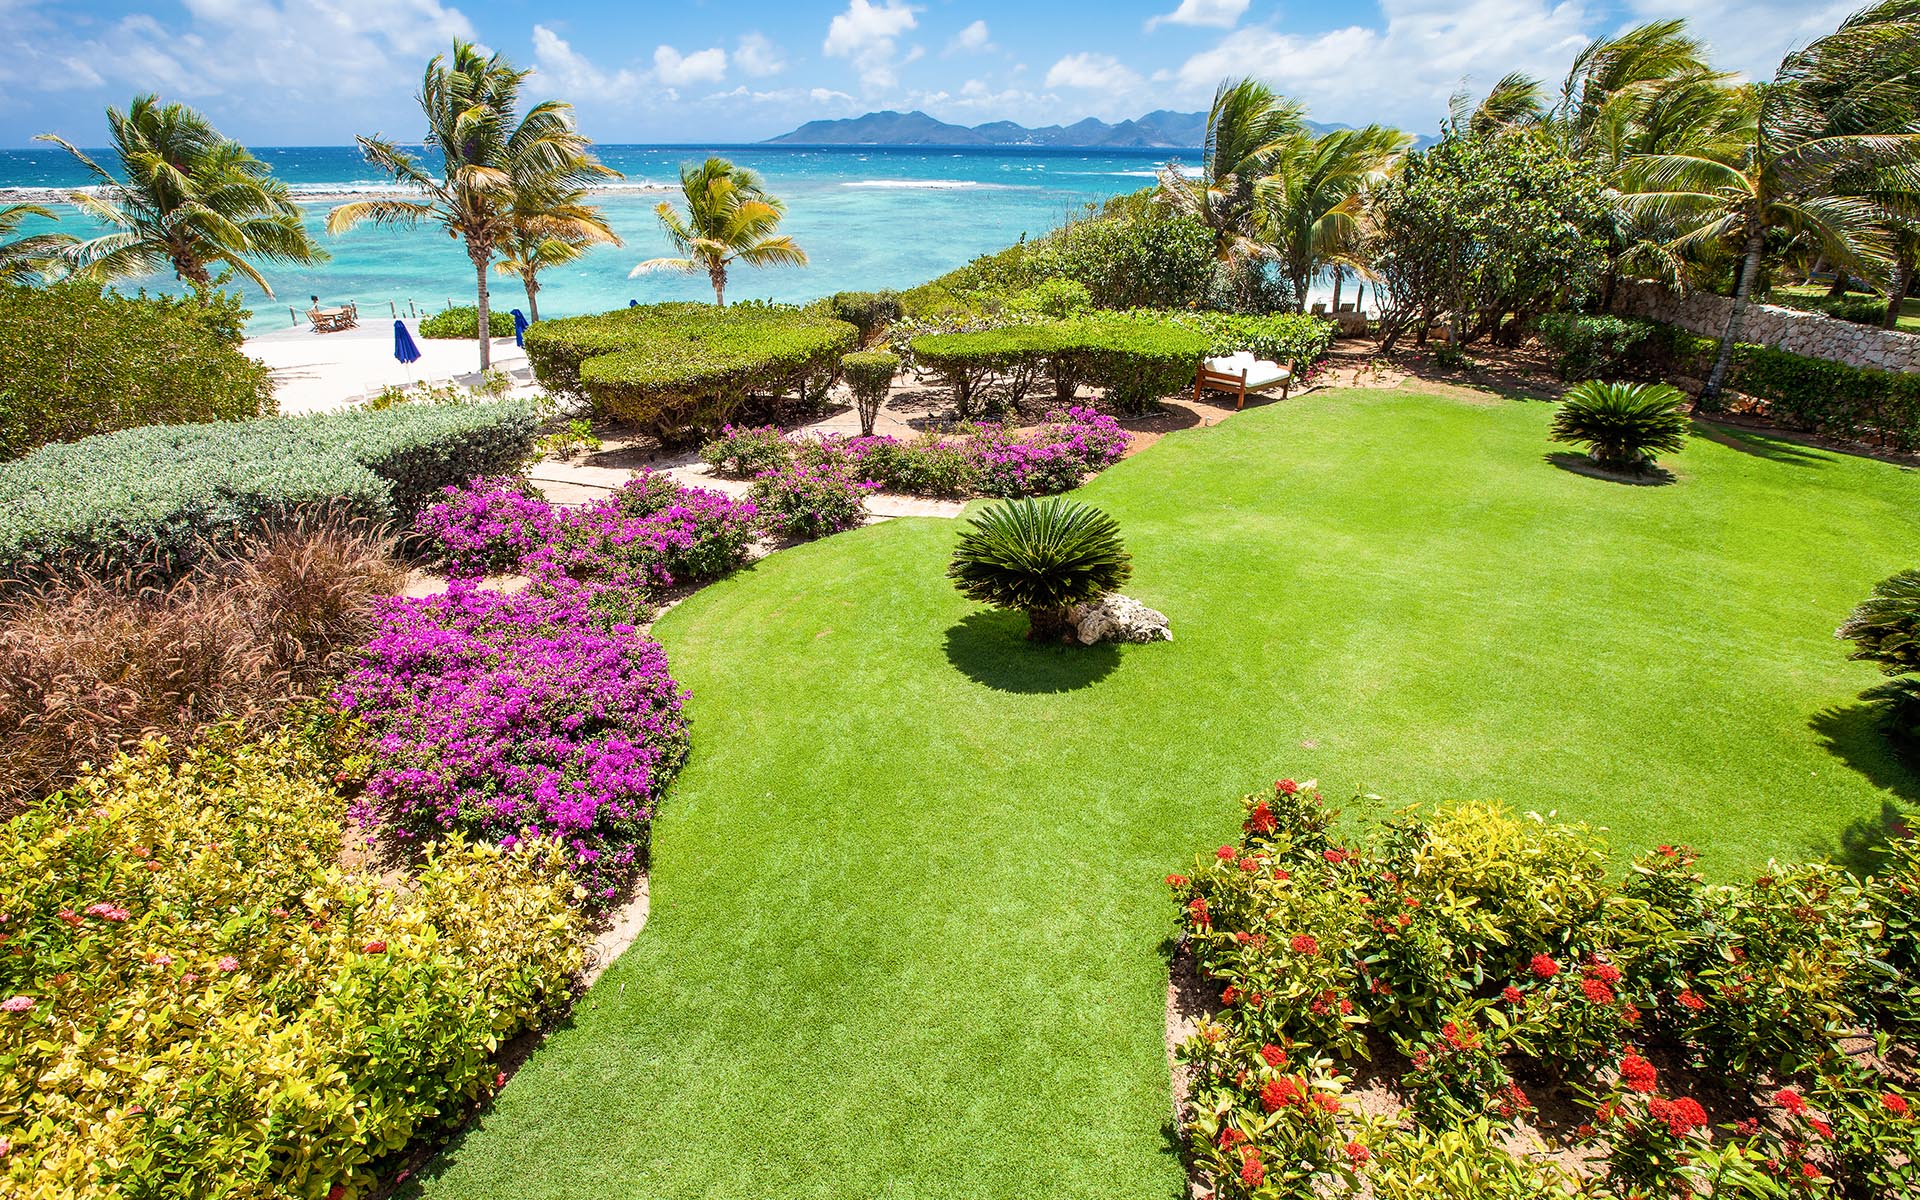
244 320 536 415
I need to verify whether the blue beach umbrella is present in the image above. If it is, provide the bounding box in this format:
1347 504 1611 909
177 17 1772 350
511 308 528 347
393 319 421 366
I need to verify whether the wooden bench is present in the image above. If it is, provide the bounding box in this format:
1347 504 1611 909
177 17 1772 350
1194 353 1293 410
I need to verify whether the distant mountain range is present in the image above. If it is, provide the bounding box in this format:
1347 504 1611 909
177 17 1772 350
763 109 1431 150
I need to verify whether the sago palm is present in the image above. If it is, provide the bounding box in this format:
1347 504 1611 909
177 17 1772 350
948 497 1132 642
632 157 806 306
496 181 620 323
329 41 612 369
0 204 75 284
37 95 322 294
1254 125 1408 309
1550 380 1691 473
1158 78 1307 262
1618 3 1920 402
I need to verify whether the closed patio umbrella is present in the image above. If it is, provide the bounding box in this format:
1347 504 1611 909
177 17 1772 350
393 319 421 366
511 308 528 348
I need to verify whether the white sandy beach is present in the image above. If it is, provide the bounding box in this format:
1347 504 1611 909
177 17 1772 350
244 319 533 414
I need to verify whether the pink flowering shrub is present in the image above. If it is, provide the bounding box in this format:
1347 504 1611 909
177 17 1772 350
336 583 690 902
700 424 793 477
1168 785 1920 1198
749 458 878 541
969 407 1130 498
525 473 758 603
415 475 559 578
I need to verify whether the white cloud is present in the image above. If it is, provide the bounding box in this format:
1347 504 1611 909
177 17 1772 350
735 32 786 77
532 24 641 99
947 19 993 54
824 0 920 88
1622 0 1855 79
810 86 858 105
1145 0 1250 32
1044 51 1142 92
654 44 728 86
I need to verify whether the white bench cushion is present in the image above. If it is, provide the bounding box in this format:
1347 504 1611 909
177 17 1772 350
1205 354 1290 390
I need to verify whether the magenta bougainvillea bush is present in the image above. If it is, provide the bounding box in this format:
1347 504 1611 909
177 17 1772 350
748 457 878 541
1168 785 1920 1198
337 582 689 903
416 475 559 578
702 407 1131 500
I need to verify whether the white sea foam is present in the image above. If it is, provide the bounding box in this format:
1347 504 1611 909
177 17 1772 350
0 180 674 205
841 179 1013 190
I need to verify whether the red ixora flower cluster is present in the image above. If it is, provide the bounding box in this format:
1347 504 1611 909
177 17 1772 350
1647 1095 1710 1138
1289 933 1319 956
1530 953 1560 979
1775 1088 1808 1116
1581 959 1623 1005
1619 1052 1659 1094
1261 1077 1303 1112
1245 800 1276 835
1260 1044 1287 1068
1884 1092 1911 1117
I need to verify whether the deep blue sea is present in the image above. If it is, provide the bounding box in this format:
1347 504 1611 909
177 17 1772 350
0 144 1189 333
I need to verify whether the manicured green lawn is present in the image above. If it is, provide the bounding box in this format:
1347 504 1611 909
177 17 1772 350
1772 282 1920 332
410 387 1920 1200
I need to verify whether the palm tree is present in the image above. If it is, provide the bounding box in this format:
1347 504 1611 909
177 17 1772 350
1553 20 1726 167
1255 125 1409 310
632 158 807 306
1618 4 1920 403
1451 73 1549 138
0 204 75 284
36 95 322 294
497 180 621 323
329 41 610 369
1157 78 1307 262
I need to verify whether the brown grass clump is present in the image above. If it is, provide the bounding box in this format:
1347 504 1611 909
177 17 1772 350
0 518 404 815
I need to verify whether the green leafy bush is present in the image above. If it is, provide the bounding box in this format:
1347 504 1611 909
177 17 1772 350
701 424 794 478
420 304 514 339
0 400 539 582
525 302 856 441
948 496 1132 641
1767 290 1892 326
908 325 1061 418
0 729 583 1200
842 350 899 436
1549 380 1690 473
1167 785 1920 1200
824 290 903 344
1535 313 1664 380
1171 310 1336 371
911 314 1210 418
0 282 274 460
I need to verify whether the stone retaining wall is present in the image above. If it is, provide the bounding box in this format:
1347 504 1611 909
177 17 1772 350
1609 279 1920 374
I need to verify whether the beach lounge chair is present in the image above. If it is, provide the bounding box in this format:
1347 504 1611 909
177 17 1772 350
1194 351 1292 410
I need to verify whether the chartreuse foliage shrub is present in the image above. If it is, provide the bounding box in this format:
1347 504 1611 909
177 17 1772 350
1549 380 1691 474
823 291 903 344
1170 783 1920 1199
524 302 856 440
1535 313 1666 381
948 497 1131 640
0 728 583 1199
0 400 539 582
1170 310 1337 372
0 281 275 460
420 304 514 339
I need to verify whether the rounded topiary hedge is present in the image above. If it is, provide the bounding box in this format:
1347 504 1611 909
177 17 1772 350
420 305 515 339
841 350 900 436
524 303 857 440
909 314 1211 417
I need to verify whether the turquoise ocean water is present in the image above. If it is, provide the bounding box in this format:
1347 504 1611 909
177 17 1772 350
0 144 1184 334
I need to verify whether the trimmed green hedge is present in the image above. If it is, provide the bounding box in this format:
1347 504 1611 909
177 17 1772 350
824 291 903 344
908 313 1212 418
1535 313 1667 380
1167 311 1336 372
420 305 514 339
525 303 857 439
842 350 899 437
0 282 275 461
0 400 539 582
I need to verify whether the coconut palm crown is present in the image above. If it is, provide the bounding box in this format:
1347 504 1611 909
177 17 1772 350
0 204 76 285
328 41 614 368
37 95 322 295
632 157 807 306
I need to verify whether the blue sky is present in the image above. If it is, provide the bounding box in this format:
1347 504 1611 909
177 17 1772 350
0 0 1863 147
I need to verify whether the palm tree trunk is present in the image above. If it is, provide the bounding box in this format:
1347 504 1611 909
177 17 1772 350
471 248 493 372
524 272 541 324
1704 227 1765 408
1885 260 1909 331
1330 267 1344 312
710 262 727 307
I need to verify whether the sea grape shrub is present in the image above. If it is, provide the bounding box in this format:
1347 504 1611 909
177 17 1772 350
417 475 557 578
1168 785 1920 1199
701 424 794 478
0 730 581 1199
749 458 877 541
337 583 690 903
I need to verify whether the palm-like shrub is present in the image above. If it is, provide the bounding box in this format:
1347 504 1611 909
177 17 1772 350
948 497 1131 641
1549 380 1690 473
1839 568 1920 748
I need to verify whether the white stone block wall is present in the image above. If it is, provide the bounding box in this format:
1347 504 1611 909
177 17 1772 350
1609 280 1920 375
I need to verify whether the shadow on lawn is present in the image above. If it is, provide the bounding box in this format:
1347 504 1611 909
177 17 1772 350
1544 451 1676 486
1809 701 1919 874
943 610 1120 693
1692 423 1833 469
